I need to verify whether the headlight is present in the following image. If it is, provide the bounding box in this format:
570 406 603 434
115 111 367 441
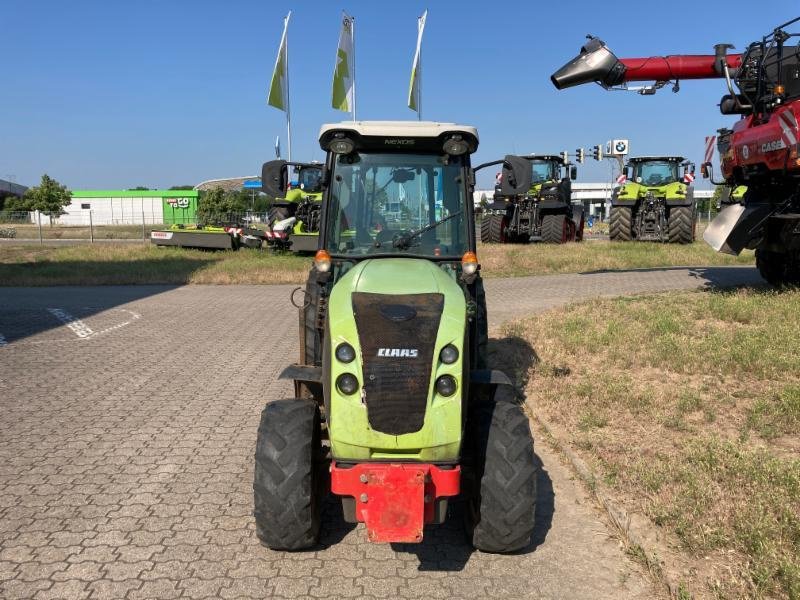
336 343 356 363
435 375 457 397
336 373 359 395
439 344 459 364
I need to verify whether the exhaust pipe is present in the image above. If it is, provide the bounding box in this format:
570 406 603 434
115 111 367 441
551 37 626 90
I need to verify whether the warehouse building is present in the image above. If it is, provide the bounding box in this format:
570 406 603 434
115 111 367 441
54 190 199 225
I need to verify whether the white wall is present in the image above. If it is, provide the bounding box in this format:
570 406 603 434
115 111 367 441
51 197 164 225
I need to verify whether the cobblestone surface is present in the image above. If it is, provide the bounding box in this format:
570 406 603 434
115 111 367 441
0 267 759 599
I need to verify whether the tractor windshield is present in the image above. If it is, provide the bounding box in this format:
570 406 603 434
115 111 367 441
325 152 469 258
530 160 557 183
295 166 323 193
633 161 679 186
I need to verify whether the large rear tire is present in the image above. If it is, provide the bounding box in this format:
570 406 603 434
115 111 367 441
668 206 695 244
540 213 567 243
488 214 509 243
756 249 800 287
254 399 323 551
466 397 537 553
609 206 632 241
480 215 492 243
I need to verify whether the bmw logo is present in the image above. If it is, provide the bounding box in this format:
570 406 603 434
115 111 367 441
615 141 627 153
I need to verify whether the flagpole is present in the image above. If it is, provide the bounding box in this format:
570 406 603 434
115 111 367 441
285 11 292 161
350 14 357 122
417 13 422 121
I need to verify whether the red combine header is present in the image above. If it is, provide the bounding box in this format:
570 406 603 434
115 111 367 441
552 18 800 285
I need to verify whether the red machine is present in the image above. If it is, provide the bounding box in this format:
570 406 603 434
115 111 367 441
552 18 800 285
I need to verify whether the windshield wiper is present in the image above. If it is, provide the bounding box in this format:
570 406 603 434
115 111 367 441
391 210 463 250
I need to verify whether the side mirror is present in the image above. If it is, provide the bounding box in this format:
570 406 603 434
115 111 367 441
500 155 532 196
700 162 710 179
570 166 578 180
262 160 288 198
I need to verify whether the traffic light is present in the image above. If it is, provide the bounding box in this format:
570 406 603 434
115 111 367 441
591 144 603 161
575 148 585 163
560 150 569 163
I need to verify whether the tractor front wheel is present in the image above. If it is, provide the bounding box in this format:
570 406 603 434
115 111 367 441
609 206 632 241
756 249 800 287
466 396 537 553
667 206 695 244
254 399 324 551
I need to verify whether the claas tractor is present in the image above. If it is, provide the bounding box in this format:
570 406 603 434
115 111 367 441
261 161 324 253
480 155 585 244
609 156 697 243
551 16 800 285
253 122 538 551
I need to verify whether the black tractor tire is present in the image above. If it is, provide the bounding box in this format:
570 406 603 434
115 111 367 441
609 206 633 241
575 213 585 242
756 249 800 287
254 398 324 551
667 206 695 244
540 213 567 243
480 215 492 243
487 214 509 243
466 397 537 553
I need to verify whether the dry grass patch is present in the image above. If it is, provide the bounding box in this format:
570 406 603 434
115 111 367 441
510 288 800 598
0 244 311 285
478 239 753 278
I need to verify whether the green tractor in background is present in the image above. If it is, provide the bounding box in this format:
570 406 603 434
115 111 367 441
262 161 324 252
610 156 697 243
253 121 538 552
481 154 584 244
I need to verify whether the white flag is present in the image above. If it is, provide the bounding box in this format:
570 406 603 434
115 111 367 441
408 10 427 113
268 12 291 111
332 14 355 113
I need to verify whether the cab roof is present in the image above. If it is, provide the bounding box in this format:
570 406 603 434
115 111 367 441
521 154 567 164
318 121 479 153
628 156 686 163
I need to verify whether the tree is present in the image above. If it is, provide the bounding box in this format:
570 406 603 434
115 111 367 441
129 186 150 190
16 175 71 220
169 185 195 190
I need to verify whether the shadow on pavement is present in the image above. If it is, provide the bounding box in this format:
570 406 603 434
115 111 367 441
577 264 763 288
0 257 216 343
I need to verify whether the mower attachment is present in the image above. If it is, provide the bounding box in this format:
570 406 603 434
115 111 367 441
330 463 460 543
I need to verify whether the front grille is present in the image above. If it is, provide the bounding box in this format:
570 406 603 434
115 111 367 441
352 292 444 435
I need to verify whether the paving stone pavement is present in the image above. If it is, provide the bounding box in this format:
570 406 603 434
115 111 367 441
0 266 760 599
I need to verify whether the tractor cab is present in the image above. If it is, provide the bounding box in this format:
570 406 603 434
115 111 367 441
253 122 538 552
627 156 692 187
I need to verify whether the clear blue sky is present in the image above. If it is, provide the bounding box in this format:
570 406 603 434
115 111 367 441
2 1 797 190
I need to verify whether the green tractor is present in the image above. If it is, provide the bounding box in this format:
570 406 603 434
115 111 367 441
609 156 697 243
261 161 324 252
481 154 584 244
253 122 538 552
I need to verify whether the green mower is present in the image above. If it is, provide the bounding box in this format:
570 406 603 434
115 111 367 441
253 122 538 552
610 156 697 243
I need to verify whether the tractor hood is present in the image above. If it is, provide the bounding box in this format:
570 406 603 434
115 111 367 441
326 258 467 462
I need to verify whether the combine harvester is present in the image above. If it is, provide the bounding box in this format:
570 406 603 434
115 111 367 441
551 16 800 284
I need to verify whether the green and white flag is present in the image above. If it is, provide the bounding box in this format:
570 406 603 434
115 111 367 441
267 12 291 111
332 13 355 114
407 10 427 116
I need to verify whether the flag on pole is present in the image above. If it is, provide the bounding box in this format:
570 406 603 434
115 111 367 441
332 14 355 113
268 13 291 111
408 10 427 115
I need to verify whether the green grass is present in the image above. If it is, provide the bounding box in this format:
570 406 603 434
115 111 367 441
513 288 800 598
0 238 755 286
0 244 311 285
